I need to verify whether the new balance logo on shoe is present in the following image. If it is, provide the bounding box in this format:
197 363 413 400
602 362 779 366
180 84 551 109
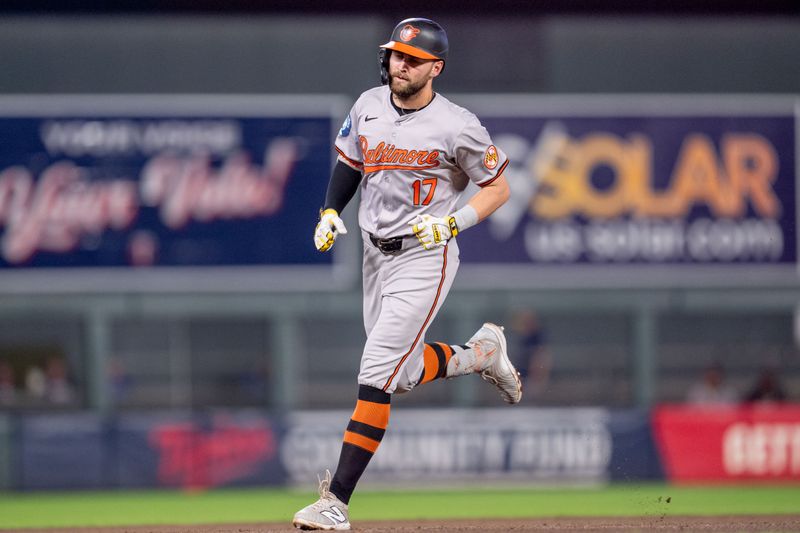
321 506 347 524
292 470 351 530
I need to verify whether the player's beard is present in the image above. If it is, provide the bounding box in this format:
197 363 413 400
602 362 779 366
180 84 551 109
389 73 428 99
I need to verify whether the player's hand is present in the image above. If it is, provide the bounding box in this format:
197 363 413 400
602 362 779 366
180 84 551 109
314 208 347 252
409 214 457 250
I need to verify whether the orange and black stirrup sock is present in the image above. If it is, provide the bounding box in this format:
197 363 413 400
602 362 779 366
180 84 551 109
418 343 469 384
330 384 390 504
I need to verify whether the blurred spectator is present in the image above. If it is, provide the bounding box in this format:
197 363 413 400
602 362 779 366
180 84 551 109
686 361 738 405
0 360 17 406
44 357 75 405
742 366 787 404
25 365 47 400
510 309 552 398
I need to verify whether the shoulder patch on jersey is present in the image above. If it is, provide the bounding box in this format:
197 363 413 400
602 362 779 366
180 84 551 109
484 145 499 170
339 115 352 137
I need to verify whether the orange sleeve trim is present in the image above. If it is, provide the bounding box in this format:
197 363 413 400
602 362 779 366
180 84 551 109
351 399 390 429
478 159 508 188
335 146 363 169
344 430 381 453
383 244 449 392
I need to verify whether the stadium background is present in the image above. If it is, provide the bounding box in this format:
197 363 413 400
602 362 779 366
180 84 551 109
0 0 799 506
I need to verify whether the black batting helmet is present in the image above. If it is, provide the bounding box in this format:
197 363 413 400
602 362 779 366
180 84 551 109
379 18 448 85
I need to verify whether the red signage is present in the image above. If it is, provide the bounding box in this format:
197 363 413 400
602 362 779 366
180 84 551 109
653 405 800 482
149 420 277 490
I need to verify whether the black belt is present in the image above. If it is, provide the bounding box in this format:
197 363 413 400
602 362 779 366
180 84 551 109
369 234 413 254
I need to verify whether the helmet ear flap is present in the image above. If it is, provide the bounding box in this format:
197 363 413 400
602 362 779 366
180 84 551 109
379 48 390 85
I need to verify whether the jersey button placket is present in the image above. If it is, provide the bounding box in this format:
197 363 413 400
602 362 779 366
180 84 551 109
387 128 397 211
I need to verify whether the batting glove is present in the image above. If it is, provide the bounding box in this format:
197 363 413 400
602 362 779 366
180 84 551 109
314 208 347 252
410 214 459 250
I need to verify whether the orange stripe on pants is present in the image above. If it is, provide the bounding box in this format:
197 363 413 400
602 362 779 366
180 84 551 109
383 244 449 392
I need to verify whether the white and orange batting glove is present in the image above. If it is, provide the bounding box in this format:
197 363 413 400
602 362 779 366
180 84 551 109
314 208 347 252
410 214 458 250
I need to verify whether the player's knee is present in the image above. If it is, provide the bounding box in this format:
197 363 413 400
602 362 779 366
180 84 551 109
393 374 416 394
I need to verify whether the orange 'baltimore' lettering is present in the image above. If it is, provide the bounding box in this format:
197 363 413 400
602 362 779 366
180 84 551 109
360 136 441 172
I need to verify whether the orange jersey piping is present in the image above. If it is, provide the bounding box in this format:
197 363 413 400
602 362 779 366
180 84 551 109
335 147 363 170
363 163 439 173
478 159 509 188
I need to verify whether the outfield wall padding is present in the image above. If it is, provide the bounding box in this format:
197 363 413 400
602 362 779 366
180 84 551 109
0 415 11 490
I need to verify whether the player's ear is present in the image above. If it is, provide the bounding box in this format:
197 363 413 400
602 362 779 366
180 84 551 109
431 60 444 78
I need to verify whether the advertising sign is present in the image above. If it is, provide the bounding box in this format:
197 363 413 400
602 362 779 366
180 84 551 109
10 408 664 490
116 410 286 490
15 411 287 490
454 96 798 287
653 404 800 482
283 408 626 485
18 413 110 489
0 95 352 292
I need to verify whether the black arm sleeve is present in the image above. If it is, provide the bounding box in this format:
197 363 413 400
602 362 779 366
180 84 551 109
324 160 362 213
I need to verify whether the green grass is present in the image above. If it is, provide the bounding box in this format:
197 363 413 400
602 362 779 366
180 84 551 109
0 484 798 529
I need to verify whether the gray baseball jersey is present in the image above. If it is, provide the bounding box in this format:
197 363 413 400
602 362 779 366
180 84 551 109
335 85 508 393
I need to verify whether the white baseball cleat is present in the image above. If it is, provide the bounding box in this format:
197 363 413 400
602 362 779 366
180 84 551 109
468 322 523 404
293 470 351 531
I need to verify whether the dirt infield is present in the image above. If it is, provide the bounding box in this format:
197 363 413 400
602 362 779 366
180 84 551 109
9 516 800 533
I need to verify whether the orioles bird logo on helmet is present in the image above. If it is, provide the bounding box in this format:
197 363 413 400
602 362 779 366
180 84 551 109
399 24 421 42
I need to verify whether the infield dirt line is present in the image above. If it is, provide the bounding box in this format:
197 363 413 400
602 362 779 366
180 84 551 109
5 515 800 533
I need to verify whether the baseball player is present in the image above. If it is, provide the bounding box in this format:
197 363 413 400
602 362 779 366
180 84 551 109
293 18 522 531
